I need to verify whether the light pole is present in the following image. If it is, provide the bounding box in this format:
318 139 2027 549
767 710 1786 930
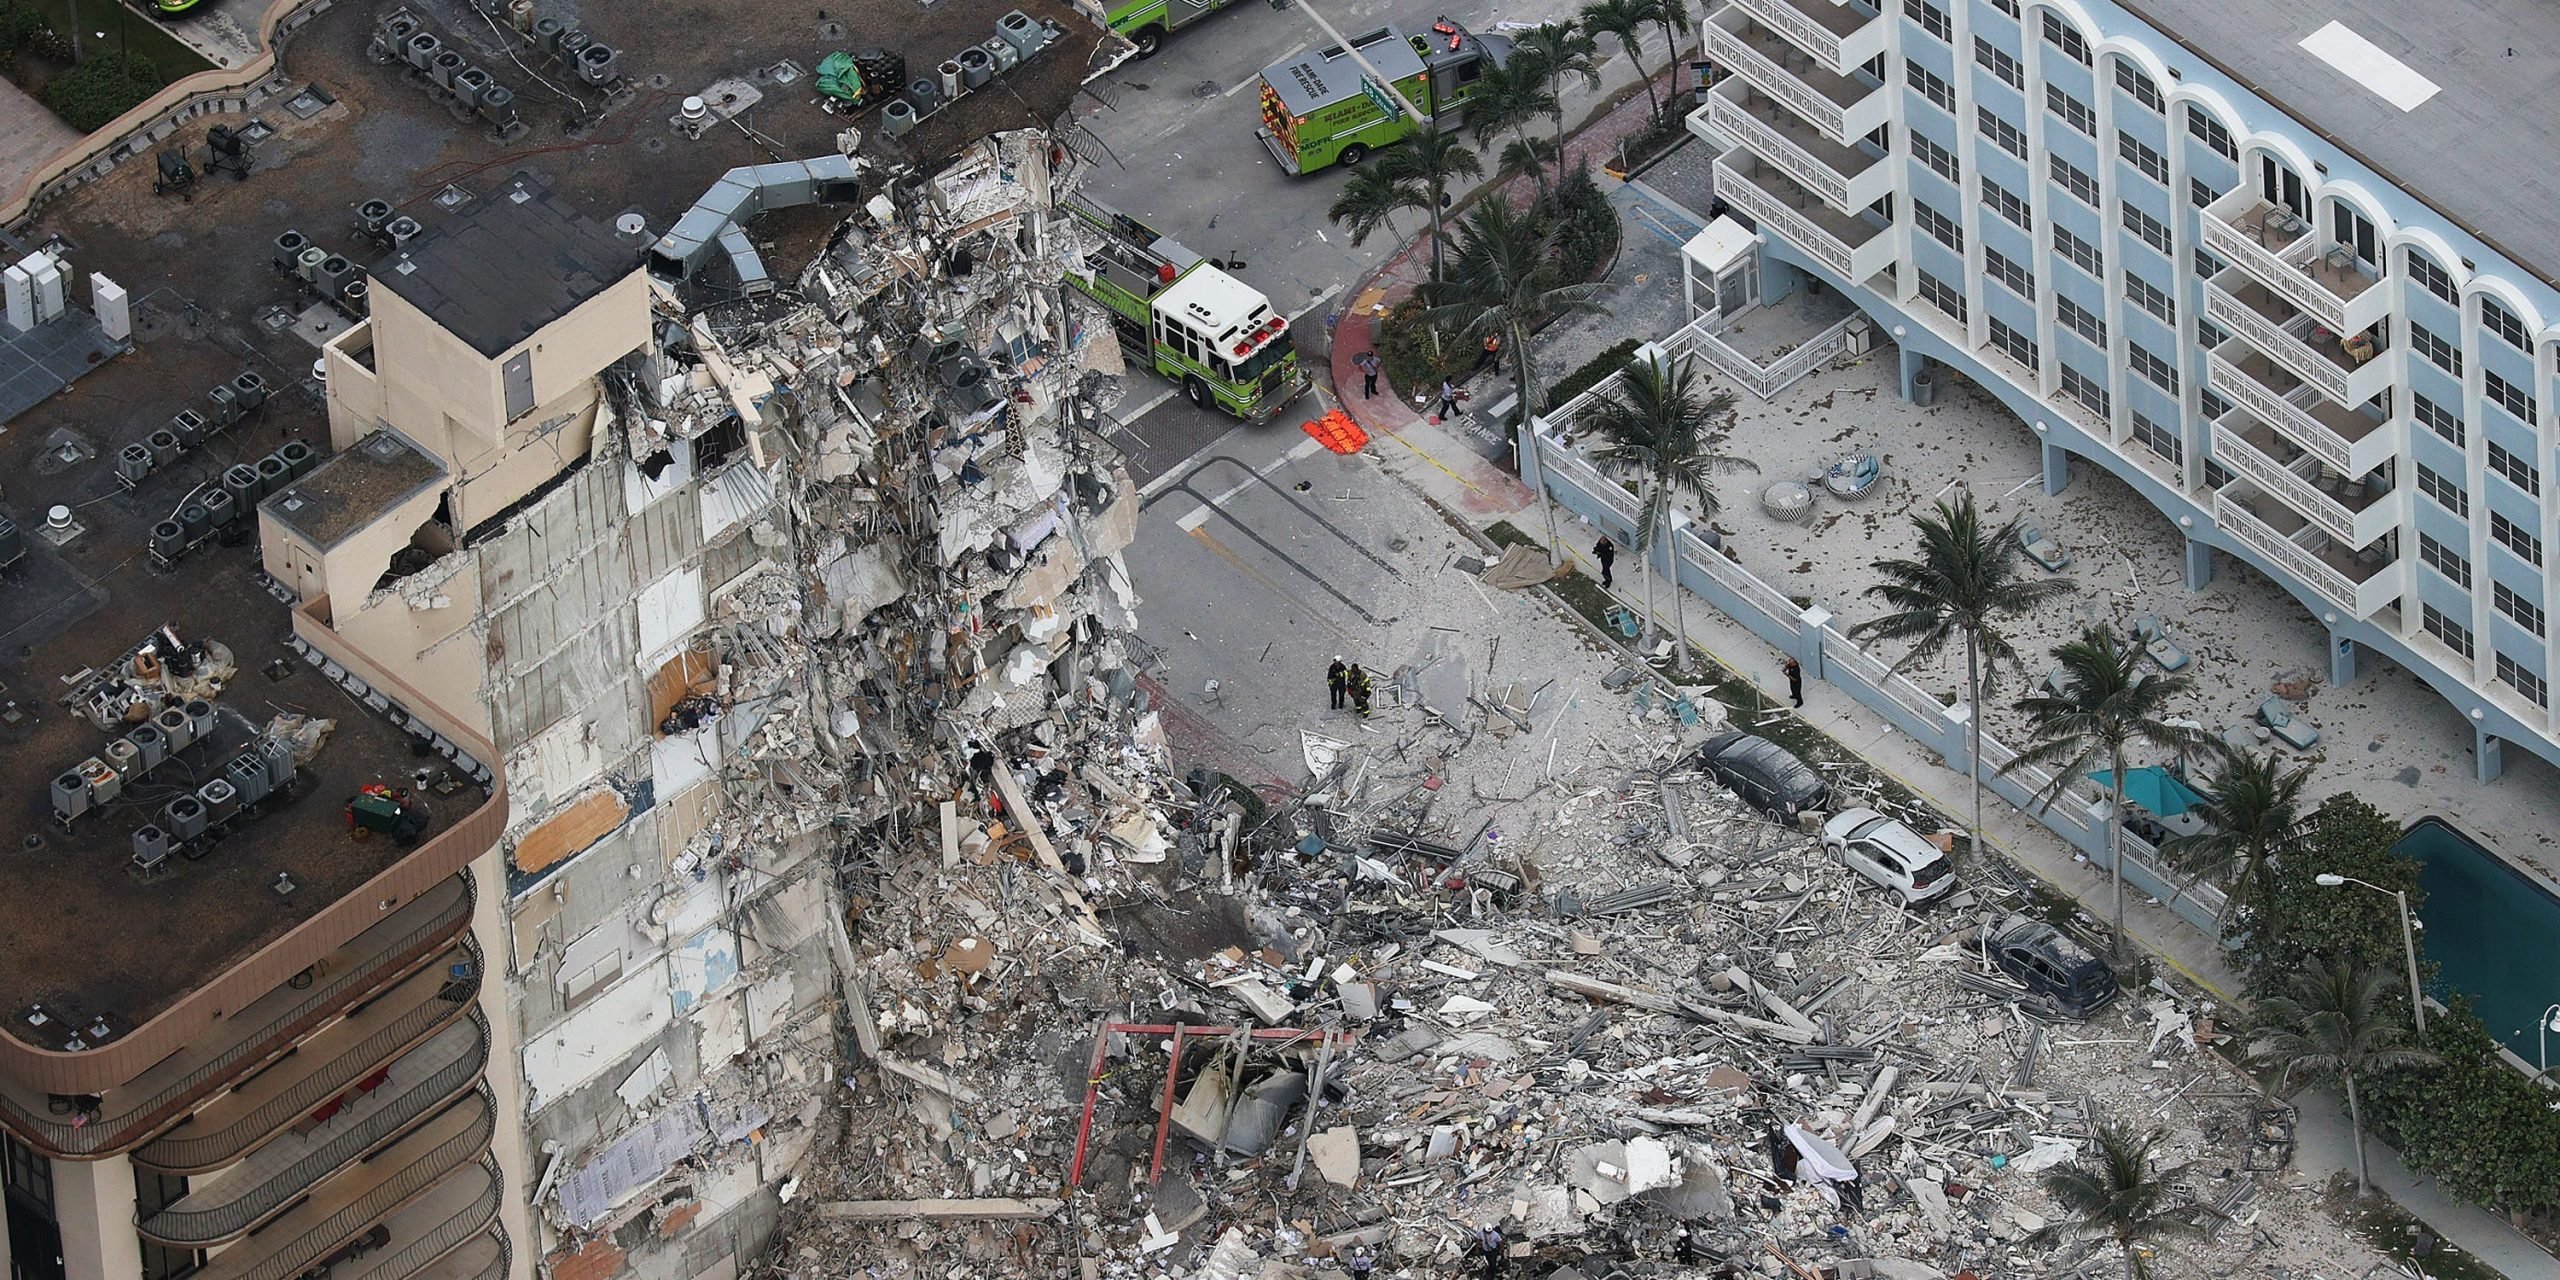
2314 873 2426 1035
2538 1004 2560 1081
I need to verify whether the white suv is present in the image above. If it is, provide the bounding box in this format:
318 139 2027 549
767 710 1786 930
1819 809 1958 907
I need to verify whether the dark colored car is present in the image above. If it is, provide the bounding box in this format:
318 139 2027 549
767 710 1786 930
1984 915 2120 1017
1693 730 1831 819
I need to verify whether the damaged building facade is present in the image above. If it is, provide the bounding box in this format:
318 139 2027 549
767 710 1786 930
0 124 1149 1280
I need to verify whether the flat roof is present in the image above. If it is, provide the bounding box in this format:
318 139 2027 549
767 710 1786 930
369 174 644 359
1264 28 1425 117
263 431 446 550
2124 0 2560 290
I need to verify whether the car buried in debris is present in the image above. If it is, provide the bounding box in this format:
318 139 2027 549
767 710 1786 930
1819 808 1957 908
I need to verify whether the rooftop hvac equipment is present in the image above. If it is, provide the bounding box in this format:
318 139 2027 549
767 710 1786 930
163 794 207 840
984 37 1019 73
278 440 316 480
316 255 353 298
131 825 171 870
577 43 618 86
232 370 268 410
357 198 394 237
206 382 242 425
998 10 1046 57
908 76 944 111
172 408 208 447
80 757 122 806
273 229 310 272
117 444 153 486
150 520 185 562
130 724 166 771
223 463 262 507
227 752 272 806
260 739 295 789
0 515 19 569
480 85 518 128
556 30 591 62
146 429 180 466
881 99 917 137
102 738 141 780
938 59 963 100
156 706 193 752
533 16 563 51
197 777 239 825
404 31 440 71
186 699 214 742
294 245 327 283
201 488 235 529
255 455 288 495
958 46 993 88
176 503 210 542
453 66 490 110
51 771 90 821
342 277 369 310
431 49 466 89
386 215 424 245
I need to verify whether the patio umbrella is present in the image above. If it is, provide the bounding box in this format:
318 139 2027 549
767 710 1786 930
2088 765 2207 818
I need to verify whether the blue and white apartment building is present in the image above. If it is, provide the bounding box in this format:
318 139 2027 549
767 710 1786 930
1690 0 2560 782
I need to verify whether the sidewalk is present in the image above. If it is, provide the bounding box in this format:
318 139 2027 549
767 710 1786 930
2291 1088 2548 1276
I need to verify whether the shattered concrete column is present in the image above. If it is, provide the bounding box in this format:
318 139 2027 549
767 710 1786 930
2327 625 2358 686
1794 603 1831 683
2037 432 2072 496
2182 534 2213 592
50 1153 142 1280
2474 712 2505 784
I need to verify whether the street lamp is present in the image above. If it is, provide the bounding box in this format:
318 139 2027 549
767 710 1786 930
2538 1004 2560 1081
2314 873 2426 1035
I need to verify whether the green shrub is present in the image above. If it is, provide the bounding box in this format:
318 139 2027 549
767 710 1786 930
0 1 47 60
1376 296 1471 401
1544 338 1642 409
2361 999 2560 1219
2234 795 2424 1001
1547 159 1620 283
44 51 164 134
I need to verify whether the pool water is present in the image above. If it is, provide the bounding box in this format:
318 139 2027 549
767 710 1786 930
2394 818 2560 1062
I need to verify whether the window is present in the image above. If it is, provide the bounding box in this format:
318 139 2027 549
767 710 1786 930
2490 438 2541 493
2042 12 2092 64
2417 462 2470 517
1985 247 2035 299
1908 58 1955 111
1991 0 2019 16
2046 85 2096 139
2129 342 2179 392
2050 154 2100 207
1911 130 1960 180
2131 410 2182 463
2492 511 2542 566
2422 603 2476 659
2124 273 2173 322
2121 201 2172 254
1907 0 1952 41
2116 131 2167 184
2186 106 2237 160
2061 364 2110 416
2413 390 2464 445
2496 582 2548 638
2114 60 2163 112
2057 293 2106 344
2421 532 2473 587
2195 318 2229 351
2194 247 2225 279
1983 178 2032 229
1979 107 2028 158
502 351 535 420
2497 652 2549 708
2405 251 2457 304
137 1168 202 1280
2481 296 2534 353
2410 321 2462 375
4 1129 53 1214
2200 388 2231 421
2329 203 2378 265
1918 269 1968 321
2054 224 2104 276
1915 200 1965 250
2487 371 2538 425
1976 37 2022 88
2204 458 2235 488
1988 315 2039 370
2190 177 2223 210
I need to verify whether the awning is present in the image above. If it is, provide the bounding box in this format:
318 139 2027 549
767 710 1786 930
2088 765 2207 818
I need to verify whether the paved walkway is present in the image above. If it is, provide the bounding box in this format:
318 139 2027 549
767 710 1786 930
0 75 76 207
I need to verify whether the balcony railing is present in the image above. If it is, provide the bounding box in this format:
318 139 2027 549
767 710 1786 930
138 1012 490 1246
1704 8 1889 144
137 940 483 1176
2201 273 2389 408
336 1159 502 1280
185 1090 495 1280
1728 0 1885 76
1703 79 1891 213
2207 418 2398 549
2198 192 2392 332
2203 347 2398 476
404 1228 507 1280
2213 486 2403 619
1714 148 1892 282
0 874 475 1157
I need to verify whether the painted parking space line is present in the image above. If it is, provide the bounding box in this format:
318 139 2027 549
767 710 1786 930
1173 436 1325 530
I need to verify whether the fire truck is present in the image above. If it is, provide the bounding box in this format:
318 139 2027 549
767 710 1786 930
1256 19 1511 174
1062 195 1309 422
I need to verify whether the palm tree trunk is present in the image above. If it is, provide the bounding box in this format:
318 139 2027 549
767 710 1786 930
2346 1073 2370 1193
1639 486 1659 650
2107 745 2128 959
1627 37 1659 121
1667 510 1689 673
1965 634 1985 859
1429 196 1446 285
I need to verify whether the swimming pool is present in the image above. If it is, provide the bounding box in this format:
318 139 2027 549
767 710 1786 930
2394 817 2560 1063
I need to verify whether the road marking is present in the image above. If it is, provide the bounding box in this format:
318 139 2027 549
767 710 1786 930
1225 46 1302 96
1173 437 1323 529
1186 526 1362 647
1377 431 1488 498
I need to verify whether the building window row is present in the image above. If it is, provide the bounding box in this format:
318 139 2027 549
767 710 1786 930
2117 131 2167 184
1911 130 1961 180
2061 363 2111 416
2497 652 2549 708
2114 60 2164 112
2496 581 2548 638
1980 107 2028 158
1976 37 2023 89
1918 269 1968 321
2413 390 2464 445
2416 462 2468 517
2481 295 2534 353
1986 246 2036 299
2124 272 2173 322
1989 315 2039 370
2041 12 2092 65
1906 0 1952 41
2046 84 2096 137
1916 200 1964 249
2050 154 2100 207
1984 178 2032 230
2422 603 2476 659
2131 410 2182 463
2128 342 2179 393
2409 321 2462 375
2493 511 2543 566
2405 251 2457 305
2489 438 2542 495
1990 0 2019 18
2186 106 2238 161
2121 201 2172 254
2200 388 2231 421
1908 58 1956 111
2196 318 2230 351
2485 369 2537 424
2054 225 2104 277
2057 293 2106 345
2421 531 2472 587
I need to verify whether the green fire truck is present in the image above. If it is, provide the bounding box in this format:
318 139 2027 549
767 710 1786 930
1256 20 1512 175
1062 196 1309 422
1104 0 1246 58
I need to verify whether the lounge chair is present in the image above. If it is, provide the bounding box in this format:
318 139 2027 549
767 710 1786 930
2132 616 2192 672
2258 697 2320 750
2018 519 2073 572
2219 724 2259 754
1823 454 1882 500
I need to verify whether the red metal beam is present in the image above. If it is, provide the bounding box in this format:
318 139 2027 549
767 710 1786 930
1062 1021 1360 1193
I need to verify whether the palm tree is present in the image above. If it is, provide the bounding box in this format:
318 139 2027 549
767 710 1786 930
2160 746 2315 934
1325 162 1420 252
2249 961 2439 1192
1497 136 1558 202
1419 199 1607 432
1377 123 1481 284
1648 0 1695 103
2030 1120 2223 1280
1466 53 1556 167
2001 626 2205 956
1850 494 2070 865
1580 0 1665 122
1586 356 1751 667
1511 22 1602 188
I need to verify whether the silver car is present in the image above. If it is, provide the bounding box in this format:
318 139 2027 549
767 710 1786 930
1819 808 1958 907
